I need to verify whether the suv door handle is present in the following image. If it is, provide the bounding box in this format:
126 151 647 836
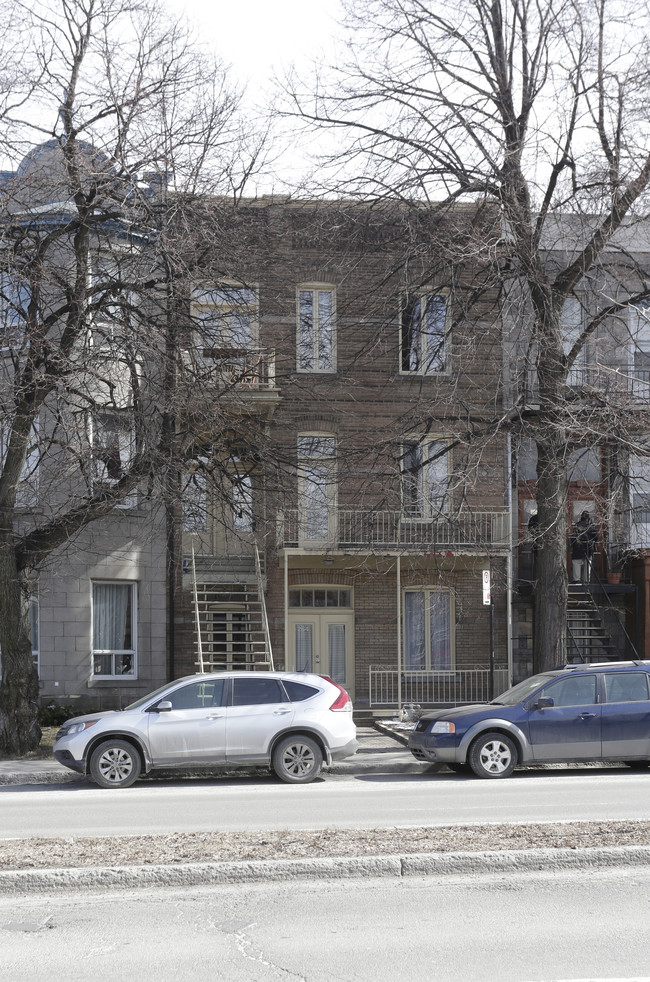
273 709 292 715
579 712 597 719
205 714 224 720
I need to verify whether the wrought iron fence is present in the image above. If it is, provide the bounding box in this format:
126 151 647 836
369 666 511 707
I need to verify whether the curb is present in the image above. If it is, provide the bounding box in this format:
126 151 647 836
1 845 649 894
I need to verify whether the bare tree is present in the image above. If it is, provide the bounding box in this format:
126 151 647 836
285 0 650 671
0 0 267 754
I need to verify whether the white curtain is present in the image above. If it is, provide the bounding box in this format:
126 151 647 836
93 583 131 650
295 623 313 672
404 592 426 669
328 624 346 683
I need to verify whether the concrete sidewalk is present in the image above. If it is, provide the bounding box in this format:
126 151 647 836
0 725 421 787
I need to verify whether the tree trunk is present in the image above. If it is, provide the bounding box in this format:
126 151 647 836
0 530 40 755
533 438 569 673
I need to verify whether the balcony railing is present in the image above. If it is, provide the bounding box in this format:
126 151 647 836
517 365 650 403
181 347 277 391
277 507 510 552
369 666 511 707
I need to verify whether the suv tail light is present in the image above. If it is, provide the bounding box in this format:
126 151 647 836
320 676 352 711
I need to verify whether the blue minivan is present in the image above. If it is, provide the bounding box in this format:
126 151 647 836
408 661 650 778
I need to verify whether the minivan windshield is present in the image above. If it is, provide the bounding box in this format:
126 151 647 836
491 673 558 706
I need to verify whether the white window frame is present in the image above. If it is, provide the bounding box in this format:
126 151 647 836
628 301 650 396
630 454 650 548
0 268 30 349
296 283 336 373
0 416 40 508
89 411 137 509
400 289 450 375
403 587 454 671
297 433 337 543
402 436 450 519
91 580 137 679
561 296 587 385
191 282 259 361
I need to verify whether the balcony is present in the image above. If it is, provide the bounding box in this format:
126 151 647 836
180 347 281 415
277 507 510 553
517 365 650 404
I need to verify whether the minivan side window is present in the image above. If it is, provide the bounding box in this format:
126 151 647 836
232 678 288 706
541 675 597 708
604 672 650 703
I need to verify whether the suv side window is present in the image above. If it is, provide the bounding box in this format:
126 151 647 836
283 680 320 701
164 679 225 710
232 678 288 706
541 674 597 708
604 672 650 703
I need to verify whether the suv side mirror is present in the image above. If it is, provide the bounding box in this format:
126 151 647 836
533 696 554 710
149 700 173 713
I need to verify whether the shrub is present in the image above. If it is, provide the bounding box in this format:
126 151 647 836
38 703 79 727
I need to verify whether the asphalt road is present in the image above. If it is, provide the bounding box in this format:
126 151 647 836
3 765 650 838
2 866 650 982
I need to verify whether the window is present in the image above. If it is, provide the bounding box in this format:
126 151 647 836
289 588 351 608
629 455 650 547
541 674 596 707
297 434 337 541
297 285 335 372
561 297 587 385
182 468 208 532
604 672 650 703
90 412 136 507
403 589 452 670
0 418 40 507
192 284 258 358
283 680 320 701
628 301 650 394
0 269 30 347
402 438 450 518
161 678 225 710
401 291 448 374
92 581 137 677
232 473 253 532
231 677 287 706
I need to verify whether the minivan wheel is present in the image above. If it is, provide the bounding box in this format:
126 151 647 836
89 739 142 789
272 735 323 784
468 732 517 779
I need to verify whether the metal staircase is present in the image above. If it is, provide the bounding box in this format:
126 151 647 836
566 585 618 662
189 544 274 672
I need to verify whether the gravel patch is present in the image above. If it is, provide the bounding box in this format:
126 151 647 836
2 820 649 871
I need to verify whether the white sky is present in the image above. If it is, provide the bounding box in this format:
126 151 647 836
168 0 346 89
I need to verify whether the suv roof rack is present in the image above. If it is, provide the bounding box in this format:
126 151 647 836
560 660 650 670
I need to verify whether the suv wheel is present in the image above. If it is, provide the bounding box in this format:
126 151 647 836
468 732 517 779
272 735 323 784
89 739 142 789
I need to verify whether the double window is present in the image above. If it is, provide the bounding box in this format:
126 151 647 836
402 438 450 518
192 283 258 357
403 589 453 670
92 581 137 678
628 301 650 395
297 285 336 372
401 291 449 374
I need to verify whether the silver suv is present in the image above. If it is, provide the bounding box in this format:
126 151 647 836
53 672 358 788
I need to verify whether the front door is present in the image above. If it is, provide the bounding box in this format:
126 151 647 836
288 611 355 699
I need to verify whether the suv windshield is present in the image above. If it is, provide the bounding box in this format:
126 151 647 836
491 673 558 706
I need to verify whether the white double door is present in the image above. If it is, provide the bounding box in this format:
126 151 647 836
288 612 355 700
